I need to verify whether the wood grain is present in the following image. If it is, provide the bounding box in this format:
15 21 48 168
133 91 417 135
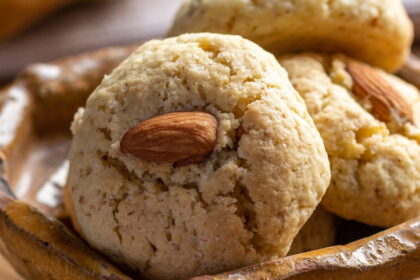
192 218 420 280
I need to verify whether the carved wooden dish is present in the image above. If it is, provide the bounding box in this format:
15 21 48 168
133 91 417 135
0 46 419 280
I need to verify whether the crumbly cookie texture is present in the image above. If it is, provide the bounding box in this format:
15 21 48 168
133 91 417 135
279 53 420 228
288 206 336 255
67 33 330 280
168 0 413 72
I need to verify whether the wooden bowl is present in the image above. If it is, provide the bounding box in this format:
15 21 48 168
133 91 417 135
0 0 90 41
0 46 419 280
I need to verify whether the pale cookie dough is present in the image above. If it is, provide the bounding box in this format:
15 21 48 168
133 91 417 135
288 206 336 255
66 33 330 280
168 0 413 72
279 53 420 228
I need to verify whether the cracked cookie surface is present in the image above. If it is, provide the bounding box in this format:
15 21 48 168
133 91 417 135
67 33 330 280
279 53 420 228
168 0 412 72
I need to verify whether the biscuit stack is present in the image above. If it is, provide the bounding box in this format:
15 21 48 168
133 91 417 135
169 0 420 228
65 0 419 279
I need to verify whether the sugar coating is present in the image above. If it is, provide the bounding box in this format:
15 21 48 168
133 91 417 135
168 0 413 72
67 34 330 279
279 54 420 228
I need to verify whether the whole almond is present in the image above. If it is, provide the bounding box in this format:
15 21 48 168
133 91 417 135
120 112 217 166
347 61 413 124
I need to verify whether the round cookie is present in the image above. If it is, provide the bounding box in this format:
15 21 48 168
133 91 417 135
66 33 330 279
278 53 420 228
168 0 413 72
288 207 336 255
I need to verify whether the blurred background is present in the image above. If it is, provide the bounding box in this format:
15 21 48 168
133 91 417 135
0 0 419 82
0 0 183 81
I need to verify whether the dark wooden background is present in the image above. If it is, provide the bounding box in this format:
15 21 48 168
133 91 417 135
0 0 184 81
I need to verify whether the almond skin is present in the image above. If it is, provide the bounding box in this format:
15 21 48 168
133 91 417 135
347 61 414 124
120 112 217 166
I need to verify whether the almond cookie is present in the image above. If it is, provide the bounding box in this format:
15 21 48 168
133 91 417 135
66 33 330 279
278 53 420 228
168 0 413 72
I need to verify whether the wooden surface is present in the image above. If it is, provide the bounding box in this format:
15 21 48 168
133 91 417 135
193 218 420 280
0 0 81 42
0 0 183 79
0 46 135 280
0 255 22 280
